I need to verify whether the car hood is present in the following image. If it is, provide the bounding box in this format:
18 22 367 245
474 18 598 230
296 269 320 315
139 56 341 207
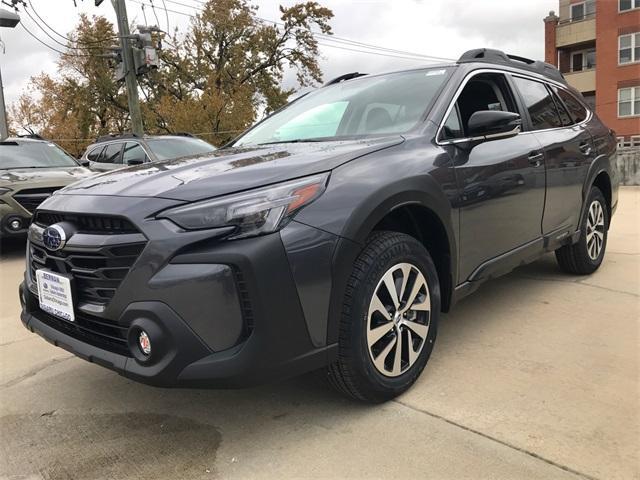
59 136 404 202
0 166 93 189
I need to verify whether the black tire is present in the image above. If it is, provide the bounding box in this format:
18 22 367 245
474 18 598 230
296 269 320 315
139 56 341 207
327 231 440 402
555 186 609 275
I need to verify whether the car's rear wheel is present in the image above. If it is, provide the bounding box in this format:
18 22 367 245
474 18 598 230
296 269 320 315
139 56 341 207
327 231 440 402
555 186 608 275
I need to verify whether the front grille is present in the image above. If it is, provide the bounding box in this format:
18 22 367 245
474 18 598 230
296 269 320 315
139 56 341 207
13 187 60 213
30 241 146 306
36 307 131 357
34 211 138 234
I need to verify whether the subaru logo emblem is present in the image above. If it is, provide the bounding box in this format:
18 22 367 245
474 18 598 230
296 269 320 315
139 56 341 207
42 224 67 251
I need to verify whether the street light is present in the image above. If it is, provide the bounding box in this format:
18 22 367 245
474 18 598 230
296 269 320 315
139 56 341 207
0 8 20 140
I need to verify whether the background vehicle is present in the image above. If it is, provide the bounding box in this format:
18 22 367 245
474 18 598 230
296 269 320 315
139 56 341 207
0 137 92 238
19 49 618 402
81 133 217 172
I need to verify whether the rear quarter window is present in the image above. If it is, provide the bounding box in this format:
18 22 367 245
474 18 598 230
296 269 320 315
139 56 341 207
552 86 588 124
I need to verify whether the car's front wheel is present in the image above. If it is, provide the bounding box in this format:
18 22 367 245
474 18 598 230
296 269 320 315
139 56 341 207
555 186 609 275
327 231 440 402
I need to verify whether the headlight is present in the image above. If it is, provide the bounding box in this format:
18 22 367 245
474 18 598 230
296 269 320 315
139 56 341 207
158 173 329 239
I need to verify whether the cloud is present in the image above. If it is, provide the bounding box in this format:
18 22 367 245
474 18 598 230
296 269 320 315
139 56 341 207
1 0 557 108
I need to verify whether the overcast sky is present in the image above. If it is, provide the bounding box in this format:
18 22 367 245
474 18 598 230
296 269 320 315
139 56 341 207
0 0 557 109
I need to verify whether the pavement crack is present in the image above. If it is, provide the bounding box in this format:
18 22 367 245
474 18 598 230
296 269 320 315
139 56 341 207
0 337 35 348
516 275 639 297
0 356 73 389
393 399 600 480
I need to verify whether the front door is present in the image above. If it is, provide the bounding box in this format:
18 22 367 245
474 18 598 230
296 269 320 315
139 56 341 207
439 72 546 281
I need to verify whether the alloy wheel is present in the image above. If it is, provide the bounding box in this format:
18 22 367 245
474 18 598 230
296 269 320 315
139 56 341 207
586 200 605 260
366 262 431 377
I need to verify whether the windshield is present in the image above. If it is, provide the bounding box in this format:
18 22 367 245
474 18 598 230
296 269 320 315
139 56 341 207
146 137 216 161
0 142 78 169
234 67 453 147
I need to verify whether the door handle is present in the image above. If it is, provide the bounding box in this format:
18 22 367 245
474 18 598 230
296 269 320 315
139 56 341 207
528 151 543 167
579 142 592 156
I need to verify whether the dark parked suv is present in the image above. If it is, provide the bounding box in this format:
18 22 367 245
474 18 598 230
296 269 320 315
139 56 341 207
19 49 619 401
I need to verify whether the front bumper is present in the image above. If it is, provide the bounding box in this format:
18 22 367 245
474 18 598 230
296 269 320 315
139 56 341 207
19 194 340 388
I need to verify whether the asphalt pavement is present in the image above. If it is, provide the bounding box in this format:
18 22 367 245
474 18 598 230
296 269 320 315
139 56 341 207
1 187 638 480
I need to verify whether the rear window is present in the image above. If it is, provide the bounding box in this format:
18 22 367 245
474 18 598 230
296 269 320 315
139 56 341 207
145 137 216 161
0 142 78 169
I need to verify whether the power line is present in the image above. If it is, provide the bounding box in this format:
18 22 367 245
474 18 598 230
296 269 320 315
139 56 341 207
27 0 118 45
22 6 109 53
148 0 162 29
160 0 170 32
129 0 454 63
316 41 445 62
162 0 454 61
19 22 92 57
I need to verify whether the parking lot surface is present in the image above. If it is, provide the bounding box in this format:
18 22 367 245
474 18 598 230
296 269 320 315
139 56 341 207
1 188 638 480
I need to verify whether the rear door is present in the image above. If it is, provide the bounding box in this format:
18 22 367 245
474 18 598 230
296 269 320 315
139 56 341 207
511 77 595 237
90 142 124 172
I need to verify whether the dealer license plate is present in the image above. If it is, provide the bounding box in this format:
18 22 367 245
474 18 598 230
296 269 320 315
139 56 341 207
35 270 75 322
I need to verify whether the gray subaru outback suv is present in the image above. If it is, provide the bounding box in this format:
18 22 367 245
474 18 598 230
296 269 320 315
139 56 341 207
20 49 619 402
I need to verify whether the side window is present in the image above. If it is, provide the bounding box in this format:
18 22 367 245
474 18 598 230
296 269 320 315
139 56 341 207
87 146 104 162
122 142 147 164
100 143 123 164
445 72 518 138
553 86 588 124
512 77 562 130
550 90 573 126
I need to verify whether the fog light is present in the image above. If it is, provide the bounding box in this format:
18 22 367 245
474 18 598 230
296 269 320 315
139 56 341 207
9 219 21 230
138 330 151 355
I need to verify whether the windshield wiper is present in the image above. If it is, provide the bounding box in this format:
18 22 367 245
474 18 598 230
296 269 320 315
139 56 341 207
255 138 329 146
2 166 43 170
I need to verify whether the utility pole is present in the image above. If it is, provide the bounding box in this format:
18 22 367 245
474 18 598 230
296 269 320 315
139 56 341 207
111 0 143 136
0 7 21 140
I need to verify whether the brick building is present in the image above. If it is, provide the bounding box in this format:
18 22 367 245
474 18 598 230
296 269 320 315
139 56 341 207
544 0 640 147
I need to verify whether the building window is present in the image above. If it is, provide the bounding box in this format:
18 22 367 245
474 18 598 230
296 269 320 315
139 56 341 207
571 49 596 71
571 0 595 21
619 33 640 64
619 0 640 12
618 87 640 117
617 136 640 148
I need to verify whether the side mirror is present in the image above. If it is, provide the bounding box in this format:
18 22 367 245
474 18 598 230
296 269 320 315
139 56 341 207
126 159 144 166
79 159 90 167
468 111 522 139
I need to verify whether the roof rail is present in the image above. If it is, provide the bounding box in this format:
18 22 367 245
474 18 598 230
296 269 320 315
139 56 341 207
172 132 195 137
95 132 141 143
458 48 566 84
324 72 367 86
